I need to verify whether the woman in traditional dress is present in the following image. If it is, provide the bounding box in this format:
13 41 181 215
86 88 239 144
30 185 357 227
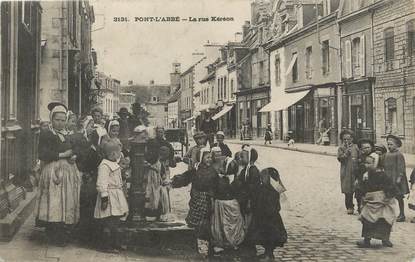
172 147 219 256
384 134 410 222
357 151 398 248
251 167 287 260
36 102 81 246
337 130 359 215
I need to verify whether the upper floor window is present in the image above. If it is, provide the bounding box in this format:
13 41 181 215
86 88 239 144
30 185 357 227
292 53 298 83
352 37 361 76
275 56 281 85
231 79 235 98
407 20 415 57
259 61 264 85
224 77 227 99
384 27 395 62
322 40 330 75
22 1 32 31
305 46 312 79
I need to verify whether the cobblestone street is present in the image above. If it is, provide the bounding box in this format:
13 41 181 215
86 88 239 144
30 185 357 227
1 144 415 262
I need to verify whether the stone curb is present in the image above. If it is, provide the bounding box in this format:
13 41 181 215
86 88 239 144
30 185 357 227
228 141 415 169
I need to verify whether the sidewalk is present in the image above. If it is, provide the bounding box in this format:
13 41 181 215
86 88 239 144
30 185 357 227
228 138 415 169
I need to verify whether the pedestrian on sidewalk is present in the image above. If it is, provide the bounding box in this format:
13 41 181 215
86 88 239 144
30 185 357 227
337 130 359 215
250 167 287 261
36 102 81 247
94 139 129 253
171 148 219 257
233 146 260 255
408 168 415 223
356 138 375 214
213 131 232 158
384 134 410 222
264 124 273 145
200 113 216 148
357 151 398 248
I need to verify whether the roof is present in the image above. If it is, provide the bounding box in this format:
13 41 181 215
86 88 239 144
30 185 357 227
167 91 181 103
121 84 171 104
200 71 216 83
181 56 207 76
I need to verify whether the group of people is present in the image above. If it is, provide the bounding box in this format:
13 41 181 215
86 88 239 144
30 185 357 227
337 130 415 248
36 103 150 252
172 131 287 260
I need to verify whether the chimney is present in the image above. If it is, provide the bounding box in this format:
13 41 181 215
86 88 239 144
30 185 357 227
150 80 155 85
128 80 133 85
242 21 250 39
234 32 243 42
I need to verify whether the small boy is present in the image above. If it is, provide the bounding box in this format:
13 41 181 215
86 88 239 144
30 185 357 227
213 131 232 157
94 140 129 253
183 131 208 170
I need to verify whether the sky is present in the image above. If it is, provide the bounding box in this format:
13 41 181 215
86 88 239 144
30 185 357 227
91 0 252 85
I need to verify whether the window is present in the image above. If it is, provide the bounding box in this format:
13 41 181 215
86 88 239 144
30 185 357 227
384 27 394 62
385 98 397 134
152 96 157 102
407 20 415 56
322 40 330 75
292 52 298 83
231 79 235 98
259 61 264 85
352 38 361 76
224 77 227 99
217 79 220 100
305 46 312 79
275 56 281 85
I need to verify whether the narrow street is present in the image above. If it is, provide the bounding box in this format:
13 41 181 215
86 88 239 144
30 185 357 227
1 144 414 262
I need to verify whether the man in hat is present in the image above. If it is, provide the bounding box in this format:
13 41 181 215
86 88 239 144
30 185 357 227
117 107 131 150
337 130 359 215
183 131 207 170
200 113 216 148
213 131 232 158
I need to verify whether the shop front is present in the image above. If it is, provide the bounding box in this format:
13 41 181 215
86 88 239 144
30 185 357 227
341 79 374 141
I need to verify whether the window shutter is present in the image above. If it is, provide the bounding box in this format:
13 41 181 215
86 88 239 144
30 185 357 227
360 35 366 76
397 96 405 135
345 40 352 78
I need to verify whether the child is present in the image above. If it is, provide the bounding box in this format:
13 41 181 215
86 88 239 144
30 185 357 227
213 131 232 157
233 146 260 254
183 131 208 170
384 134 409 222
357 154 398 248
211 157 245 253
143 148 162 222
251 168 287 260
159 145 173 222
94 140 129 253
172 148 218 257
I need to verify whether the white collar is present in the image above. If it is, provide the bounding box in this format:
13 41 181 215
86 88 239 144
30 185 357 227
100 159 120 171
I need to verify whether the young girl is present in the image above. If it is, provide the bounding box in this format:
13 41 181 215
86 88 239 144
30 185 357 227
144 146 162 221
211 157 245 253
172 148 219 256
94 140 129 253
357 153 398 248
159 145 173 222
183 131 208 170
251 167 287 260
384 134 409 222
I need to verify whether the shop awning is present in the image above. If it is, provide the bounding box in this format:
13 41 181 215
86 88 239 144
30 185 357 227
259 90 310 112
212 104 234 120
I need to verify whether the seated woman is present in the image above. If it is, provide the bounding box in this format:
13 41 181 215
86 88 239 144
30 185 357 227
171 148 218 256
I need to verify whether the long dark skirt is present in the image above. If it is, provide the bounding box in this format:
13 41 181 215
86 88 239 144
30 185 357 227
361 217 392 240
185 190 212 240
250 212 287 249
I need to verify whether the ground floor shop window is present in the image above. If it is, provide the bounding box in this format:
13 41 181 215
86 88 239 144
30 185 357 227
384 97 404 135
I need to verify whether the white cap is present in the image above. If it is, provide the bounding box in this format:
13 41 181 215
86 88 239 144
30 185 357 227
134 125 147 133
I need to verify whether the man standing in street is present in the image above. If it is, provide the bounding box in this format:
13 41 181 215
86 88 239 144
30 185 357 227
200 113 216 148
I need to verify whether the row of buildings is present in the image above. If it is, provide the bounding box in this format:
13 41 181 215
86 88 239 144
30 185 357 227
164 0 415 155
0 1 109 239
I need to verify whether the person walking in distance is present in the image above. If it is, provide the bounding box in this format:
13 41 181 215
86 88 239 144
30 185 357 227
200 113 216 148
337 130 359 215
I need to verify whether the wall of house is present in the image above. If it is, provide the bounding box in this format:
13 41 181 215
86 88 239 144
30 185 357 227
373 0 415 153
